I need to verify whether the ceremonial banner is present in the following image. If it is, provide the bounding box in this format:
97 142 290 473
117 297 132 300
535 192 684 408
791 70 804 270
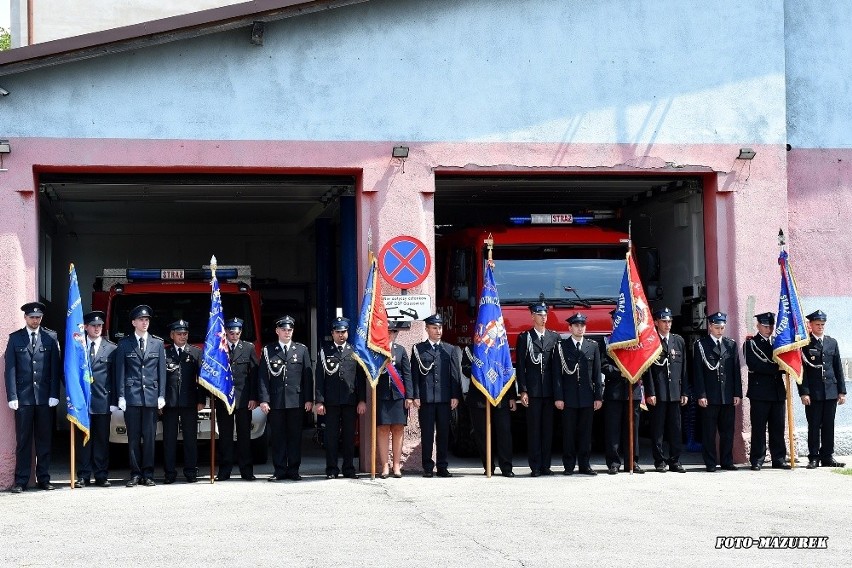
772 250 808 384
607 252 662 383
199 260 235 413
352 253 391 387
470 263 515 406
64 264 92 444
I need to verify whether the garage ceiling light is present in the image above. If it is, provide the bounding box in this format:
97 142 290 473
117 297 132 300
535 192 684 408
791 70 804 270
392 146 409 158
0 140 10 153
737 148 756 160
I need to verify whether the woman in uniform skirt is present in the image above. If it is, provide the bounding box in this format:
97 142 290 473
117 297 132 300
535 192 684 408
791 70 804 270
376 321 414 478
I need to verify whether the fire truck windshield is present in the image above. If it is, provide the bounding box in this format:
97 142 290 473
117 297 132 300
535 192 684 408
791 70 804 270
108 293 257 344
491 245 625 305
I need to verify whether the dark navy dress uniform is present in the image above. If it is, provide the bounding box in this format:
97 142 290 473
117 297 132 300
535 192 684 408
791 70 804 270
692 313 742 470
162 320 206 483
115 306 167 484
315 331 366 478
744 313 788 469
797 310 847 467
216 321 259 480
602 350 642 472
643 308 690 471
76 311 117 486
464 347 514 476
411 315 462 475
515 305 560 475
5 302 61 489
552 328 602 474
259 316 313 480
376 341 413 425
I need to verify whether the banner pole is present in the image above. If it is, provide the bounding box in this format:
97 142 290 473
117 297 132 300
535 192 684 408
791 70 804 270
70 422 76 490
628 382 634 475
210 403 216 483
371 385 377 480
785 373 796 468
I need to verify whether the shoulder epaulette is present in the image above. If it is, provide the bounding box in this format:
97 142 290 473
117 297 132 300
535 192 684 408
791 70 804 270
150 334 163 341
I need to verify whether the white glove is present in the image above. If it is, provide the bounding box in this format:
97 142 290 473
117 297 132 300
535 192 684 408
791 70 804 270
48 397 60 407
109 405 119 412
118 397 127 411
157 397 166 410
8 400 18 410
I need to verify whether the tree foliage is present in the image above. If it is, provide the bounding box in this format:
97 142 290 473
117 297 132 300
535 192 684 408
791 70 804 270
0 27 10 51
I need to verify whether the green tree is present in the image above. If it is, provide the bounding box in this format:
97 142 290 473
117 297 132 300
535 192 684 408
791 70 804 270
0 27 10 51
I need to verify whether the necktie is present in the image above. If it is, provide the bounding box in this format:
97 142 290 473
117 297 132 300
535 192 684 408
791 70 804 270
139 337 145 352
177 347 182 357
338 344 343 354
661 336 668 350
31 332 36 348
89 341 96 360
575 341 581 351
432 343 438 351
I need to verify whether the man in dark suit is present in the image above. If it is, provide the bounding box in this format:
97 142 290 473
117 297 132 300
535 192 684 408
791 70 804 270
744 312 789 471
162 320 206 483
75 310 117 488
115 304 166 487
315 317 366 479
464 347 516 477
643 307 689 473
216 317 259 481
798 310 847 469
552 312 602 476
692 311 742 472
515 302 560 477
5 301 61 492
602 348 643 475
259 315 313 481
412 313 462 477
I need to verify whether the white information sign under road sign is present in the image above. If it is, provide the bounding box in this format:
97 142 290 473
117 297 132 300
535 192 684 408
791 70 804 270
383 294 432 322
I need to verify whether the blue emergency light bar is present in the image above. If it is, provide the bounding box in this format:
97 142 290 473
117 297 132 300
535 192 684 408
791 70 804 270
125 268 239 281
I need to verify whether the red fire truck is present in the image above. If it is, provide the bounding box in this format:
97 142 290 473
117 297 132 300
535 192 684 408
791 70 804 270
91 266 268 462
435 215 632 454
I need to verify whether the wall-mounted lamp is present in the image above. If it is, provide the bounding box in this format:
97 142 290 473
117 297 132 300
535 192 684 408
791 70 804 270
737 148 756 160
392 146 409 158
0 140 10 154
0 87 9 97
250 21 264 46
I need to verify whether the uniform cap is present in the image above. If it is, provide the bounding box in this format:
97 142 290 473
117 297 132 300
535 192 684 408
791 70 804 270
806 310 827 322
21 301 46 317
130 305 153 320
567 312 587 325
529 302 548 315
388 320 411 331
169 319 190 331
654 307 673 321
331 316 350 331
708 312 727 324
754 312 775 326
275 315 295 329
225 317 244 330
84 311 106 325
424 314 443 326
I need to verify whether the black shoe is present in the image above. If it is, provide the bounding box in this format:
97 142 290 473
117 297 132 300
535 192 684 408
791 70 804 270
37 481 56 491
607 465 618 475
185 476 197 483
422 471 434 478
267 475 285 482
10 485 25 493
241 474 257 481
163 477 176 485
579 468 597 476
631 464 645 474
126 476 141 487
73 479 85 489
501 471 515 478
750 464 761 471
705 466 717 472
94 479 111 487
821 459 846 468
287 473 303 481
771 462 792 470
530 470 540 477
436 469 453 478
343 472 358 479
380 472 389 479
654 463 667 473
540 469 554 476
721 465 738 471
562 469 574 476
142 478 156 487
805 460 819 469
216 473 231 481
669 462 686 473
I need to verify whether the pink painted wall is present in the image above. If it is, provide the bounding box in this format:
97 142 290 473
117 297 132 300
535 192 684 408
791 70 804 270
0 138 791 484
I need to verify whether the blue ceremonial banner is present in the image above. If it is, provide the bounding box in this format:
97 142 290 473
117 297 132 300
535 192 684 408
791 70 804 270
352 253 391 387
199 263 235 414
772 249 808 384
471 262 515 406
64 263 92 444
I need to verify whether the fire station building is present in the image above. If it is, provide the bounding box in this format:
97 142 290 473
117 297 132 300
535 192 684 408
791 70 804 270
0 0 850 485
